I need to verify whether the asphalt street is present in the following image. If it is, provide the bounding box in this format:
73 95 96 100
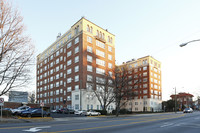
0 112 200 133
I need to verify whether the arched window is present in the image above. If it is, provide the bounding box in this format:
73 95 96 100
87 25 90 32
97 30 99 37
100 31 102 38
90 26 93 34
75 27 77 34
110 37 112 43
102 33 105 40
76 25 79 34
108 36 110 42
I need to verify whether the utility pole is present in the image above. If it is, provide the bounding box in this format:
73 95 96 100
174 87 177 113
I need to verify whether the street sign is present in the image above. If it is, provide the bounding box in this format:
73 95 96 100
40 102 44 107
0 98 4 106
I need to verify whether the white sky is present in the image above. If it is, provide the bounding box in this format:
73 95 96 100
4 0 200 101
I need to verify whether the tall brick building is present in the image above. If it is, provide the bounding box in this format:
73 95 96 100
118 56 162 112
36 17 115 110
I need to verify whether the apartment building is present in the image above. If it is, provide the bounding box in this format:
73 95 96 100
36 17 115 110
171 92 193 109
118 56 162 112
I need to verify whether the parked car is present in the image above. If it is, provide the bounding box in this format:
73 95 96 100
20 108 40 116
3 108 12 111
57 108 65 114
86 110 101 116
74 110 87 115
11 106 30 115
183 108 193 113
64 108 75 114
21 109 50 117
51 109 57 113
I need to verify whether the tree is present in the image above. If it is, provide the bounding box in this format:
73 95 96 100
92 73 115 112
0 0 34 96
162 100 175 112
28 91 35 103
112 65 138 116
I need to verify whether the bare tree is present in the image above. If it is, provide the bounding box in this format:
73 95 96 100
92 73 115 112
92 65 138 116
28 91 35 103
0 0 34 96
112 65 138 117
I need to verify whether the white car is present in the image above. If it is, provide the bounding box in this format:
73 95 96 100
74 110 87 115
11 106 30 115
86 110 101 116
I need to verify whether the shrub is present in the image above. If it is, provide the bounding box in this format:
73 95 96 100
94 110 107 115
2 110 12 118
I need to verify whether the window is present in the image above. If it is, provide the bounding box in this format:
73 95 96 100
87 25 90 32
87 55 93 62
56 66 59 72
96 68 105 75
75 75 79 82
96 59 105 66
67 96 71 101
86 83 93 90
108 63 112 68
143 84 147 88
67 60 72 66
56 90 59 95
108 46 112 52
75 95 79 100
50 62 53 67
96 77 105 84
143 90 147 94
75 85 79 90
56 82 59 87
96 40 105 49
56 51 59 56
75 65 79 72
96 49 105 58
67 51 72 57
87 36 92 43
67 42 72 48
75 46 79 54
87 46 92 53
55 74 59 80
75 37 79 44
87 75 93 82
143 78 148 82
87 65 93 72
67 87 71 92
56 58 59 64
143 66 147 71
109 71 112 76
90 26 93 33
67 68 72 74
67 78 72 83
108 54 112 60
143 72 147 76
75 56 79 63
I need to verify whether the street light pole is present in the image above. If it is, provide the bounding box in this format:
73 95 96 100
180 39 200 47
174 87 177 113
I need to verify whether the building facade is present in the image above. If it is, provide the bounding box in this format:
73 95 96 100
36 17 115 111
118 56 162 112
171 92 193 110
8 91 28 103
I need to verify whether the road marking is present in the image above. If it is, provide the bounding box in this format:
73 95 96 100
39 114 185 133
160 123 174 128
195 117 200 119
0 114 185 131
23 126 51 132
